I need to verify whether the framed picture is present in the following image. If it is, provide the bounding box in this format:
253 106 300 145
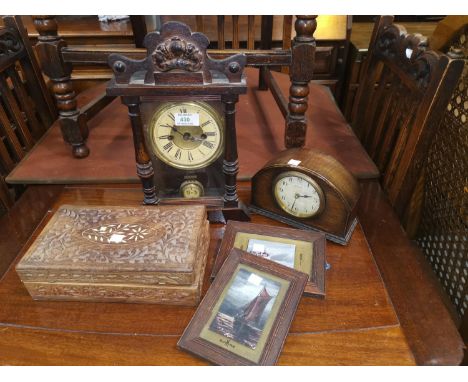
177 248 308 365
212 221 326 298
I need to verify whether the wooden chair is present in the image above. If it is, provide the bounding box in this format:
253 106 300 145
31 15 319 158
350 16 464 220
408 16 468 363
0 16 56 214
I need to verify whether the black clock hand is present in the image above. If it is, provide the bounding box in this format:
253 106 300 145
291 193 300 210
168 125 195 141
172 127 185 137
161 123 185 137
158 134 174 140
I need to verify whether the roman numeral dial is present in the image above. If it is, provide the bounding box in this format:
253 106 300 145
149 101 224 170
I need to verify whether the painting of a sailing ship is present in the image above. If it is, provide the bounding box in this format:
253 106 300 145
209 268 281 349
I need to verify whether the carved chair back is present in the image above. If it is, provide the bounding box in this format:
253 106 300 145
0 16 56 213
412 17 467 325
32 15 318 158
350 16 464 219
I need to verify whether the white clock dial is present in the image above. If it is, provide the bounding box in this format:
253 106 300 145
149 101 224 170
273 171 324 218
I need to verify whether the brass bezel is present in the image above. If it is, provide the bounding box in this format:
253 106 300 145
148 101 224 170
273 170 325 218
180 179 205 198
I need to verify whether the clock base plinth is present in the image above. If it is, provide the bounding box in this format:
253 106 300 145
155 197 250 223
207 202 251 224
222 200 251 223
249 205 358 245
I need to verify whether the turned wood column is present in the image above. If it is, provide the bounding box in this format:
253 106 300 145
285 15 317 148
33 16 89 158
222 95 240 207
122 97 158 205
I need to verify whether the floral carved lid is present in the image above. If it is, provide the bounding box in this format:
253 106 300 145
16 204 208 276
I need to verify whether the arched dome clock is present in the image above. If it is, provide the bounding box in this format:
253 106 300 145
107 21 249 221
250 148 361 245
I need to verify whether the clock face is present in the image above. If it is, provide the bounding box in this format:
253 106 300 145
273 171 324 218
149 101 224 170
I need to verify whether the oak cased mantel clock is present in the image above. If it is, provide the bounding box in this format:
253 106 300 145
250 148 361 245
106 21 249 220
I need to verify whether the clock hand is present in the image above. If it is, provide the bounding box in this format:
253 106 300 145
158 134 174 140
291 193 299 210
190 134 207 142
297 194 313 198
162 123 185 137
168 125 194 141
171 127 185 137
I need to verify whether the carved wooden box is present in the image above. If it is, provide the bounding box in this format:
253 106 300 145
16 204 210 306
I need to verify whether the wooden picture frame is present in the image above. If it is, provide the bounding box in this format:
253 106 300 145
212 221 326 298
177 248 308 365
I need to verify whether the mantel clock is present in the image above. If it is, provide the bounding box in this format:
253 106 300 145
107 21 249 220
250 148 361 245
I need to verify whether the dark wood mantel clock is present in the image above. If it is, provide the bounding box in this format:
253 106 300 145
107 21 249 221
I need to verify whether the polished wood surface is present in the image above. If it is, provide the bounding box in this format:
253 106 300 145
0 325 412 366
0 185 63 278
358 181 464 365
0 184 418 365
6 68 379 186
429 16 468 51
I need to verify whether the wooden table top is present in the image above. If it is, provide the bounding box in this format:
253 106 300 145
6 68 379 186
0 184 417 365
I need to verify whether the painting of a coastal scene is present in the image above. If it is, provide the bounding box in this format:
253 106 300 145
246 239 296 268
208 268 281 350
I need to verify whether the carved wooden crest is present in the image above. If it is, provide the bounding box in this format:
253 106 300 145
0 27 23 66
108 21 246 85
374 23 439 88
149 23 207 72
152 36 203 71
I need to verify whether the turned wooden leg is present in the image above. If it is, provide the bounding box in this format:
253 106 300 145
51 76 89 158
285 15 317 148
220 95 250 222
123 97 158 205
222 96 239 207
33 16 89 158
